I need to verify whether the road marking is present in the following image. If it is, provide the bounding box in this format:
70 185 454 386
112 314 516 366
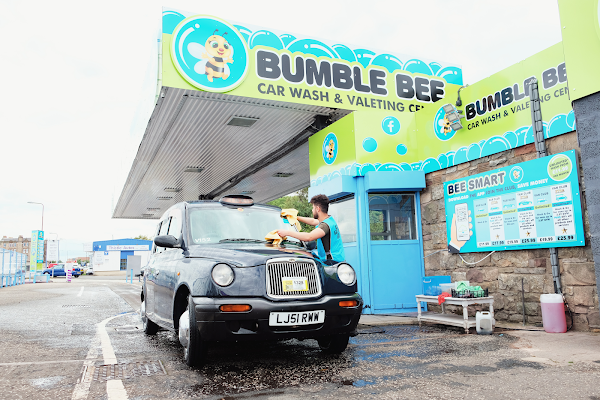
71 312 133 400
78 287 85 297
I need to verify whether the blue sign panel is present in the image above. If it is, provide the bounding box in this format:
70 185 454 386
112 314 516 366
444 150 584 253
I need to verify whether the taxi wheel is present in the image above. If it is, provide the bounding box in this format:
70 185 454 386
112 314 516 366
318 334 349 354
182 295 206 367
141 290 159 335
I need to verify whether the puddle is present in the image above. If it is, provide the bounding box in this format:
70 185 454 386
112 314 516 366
30 376 64 389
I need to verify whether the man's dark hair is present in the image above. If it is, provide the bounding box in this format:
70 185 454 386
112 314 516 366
310 194 330 213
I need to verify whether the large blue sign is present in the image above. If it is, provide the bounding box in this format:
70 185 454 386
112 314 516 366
444 150 584 253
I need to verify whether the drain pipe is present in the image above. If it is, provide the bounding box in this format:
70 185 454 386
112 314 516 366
529 78 562 295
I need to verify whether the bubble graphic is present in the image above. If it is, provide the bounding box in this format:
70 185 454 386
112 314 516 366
288 39 336 58
234 25 252 42
411 162 423 171
548 114 571 138
195 24 200 28
330 170 342 180
162 11 185 34
362 137 378 153
421 158 442 174
403 59 433 75
503 131 518 149
377 163 401 172
382 116 401 135
433 106 456 141
478 139 486 147
249 30 284 50
467 143 482 161
350 163 361 175
438 153 448 169
515 126 529 147
446 151 456 167
396 144 408 155
332 44 357 62
429 62 442 75
316 177 323 185
370 54 403 73
279 34 296 47
436 66 463 85
339 167 347 176
399 163 413 171
321 175 329 183
567 110 576 129
360 163 377 175
354 49 376 68
310 179 317 187
454 147 469 165
481 136 511 157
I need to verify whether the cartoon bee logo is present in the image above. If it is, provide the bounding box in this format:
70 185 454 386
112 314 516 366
326 139 335 160
442 116 452 135
187 29 234 82
513 170 521 180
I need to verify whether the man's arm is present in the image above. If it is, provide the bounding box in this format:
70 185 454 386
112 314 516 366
296 215 320 226
277 227 326 242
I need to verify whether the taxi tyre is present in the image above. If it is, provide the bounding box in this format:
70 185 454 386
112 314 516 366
141 288 159 335
183 294 207 367
317 334 350 354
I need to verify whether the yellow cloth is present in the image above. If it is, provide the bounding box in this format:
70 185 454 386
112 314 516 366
280 208 301 231
265 230 286 246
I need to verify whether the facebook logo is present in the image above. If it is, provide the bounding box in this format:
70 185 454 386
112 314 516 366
381 116 400 135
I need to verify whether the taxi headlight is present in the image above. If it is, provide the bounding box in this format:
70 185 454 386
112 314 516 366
212 264 234 287
337 263 356 286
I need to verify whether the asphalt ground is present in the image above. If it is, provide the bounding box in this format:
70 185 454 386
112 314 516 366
1 276 600 399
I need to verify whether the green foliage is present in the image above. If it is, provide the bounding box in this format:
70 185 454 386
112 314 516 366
134 235 150 240
369 210 385 241
268 187 314 231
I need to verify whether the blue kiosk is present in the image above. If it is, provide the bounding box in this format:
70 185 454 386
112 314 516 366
308 111 427 314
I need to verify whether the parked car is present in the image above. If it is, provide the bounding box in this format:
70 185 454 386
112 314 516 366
42 264 81 277
141 195 362 367
86 267 94 275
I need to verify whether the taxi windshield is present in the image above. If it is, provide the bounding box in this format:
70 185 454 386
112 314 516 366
189 207 302 246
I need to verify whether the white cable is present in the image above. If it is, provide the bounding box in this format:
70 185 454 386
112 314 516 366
459 251 496 265
423 249 448 259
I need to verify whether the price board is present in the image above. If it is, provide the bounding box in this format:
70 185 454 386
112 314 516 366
444 150 584 253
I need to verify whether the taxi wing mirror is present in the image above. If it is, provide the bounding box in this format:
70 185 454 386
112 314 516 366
154 235 180 248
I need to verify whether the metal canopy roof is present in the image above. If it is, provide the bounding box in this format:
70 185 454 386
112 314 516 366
113 87 350 219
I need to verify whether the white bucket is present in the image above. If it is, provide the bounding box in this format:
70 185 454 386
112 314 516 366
476 311 494 335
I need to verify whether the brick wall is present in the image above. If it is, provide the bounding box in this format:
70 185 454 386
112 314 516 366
420 131 599 330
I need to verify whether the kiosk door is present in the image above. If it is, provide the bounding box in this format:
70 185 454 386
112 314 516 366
367 193 423 313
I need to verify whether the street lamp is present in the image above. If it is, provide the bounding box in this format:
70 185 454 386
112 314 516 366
27 202 44 231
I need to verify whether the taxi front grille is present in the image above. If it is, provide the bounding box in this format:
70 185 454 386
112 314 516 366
266 258 322 299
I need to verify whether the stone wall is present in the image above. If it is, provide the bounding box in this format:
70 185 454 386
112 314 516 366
420 131 600 330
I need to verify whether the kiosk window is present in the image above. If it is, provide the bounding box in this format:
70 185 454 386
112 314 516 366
329 196 357 243
369 193 416 240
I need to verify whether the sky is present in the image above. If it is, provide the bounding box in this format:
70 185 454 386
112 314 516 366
0 0 563 258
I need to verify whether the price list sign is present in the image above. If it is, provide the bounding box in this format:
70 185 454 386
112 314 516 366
444 150 584 253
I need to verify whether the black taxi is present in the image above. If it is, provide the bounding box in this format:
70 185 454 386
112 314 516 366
141 195 362 366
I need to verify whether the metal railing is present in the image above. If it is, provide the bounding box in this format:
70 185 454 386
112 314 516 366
0 249 48 287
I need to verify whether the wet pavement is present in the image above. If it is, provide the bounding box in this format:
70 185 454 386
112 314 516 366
1 277 600 399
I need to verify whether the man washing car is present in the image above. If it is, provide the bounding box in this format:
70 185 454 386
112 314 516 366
277 194 345 265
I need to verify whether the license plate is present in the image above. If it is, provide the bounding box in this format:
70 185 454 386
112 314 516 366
281 277 308 292
269 310 325 326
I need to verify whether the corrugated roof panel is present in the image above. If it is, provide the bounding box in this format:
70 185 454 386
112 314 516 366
114 88 350 219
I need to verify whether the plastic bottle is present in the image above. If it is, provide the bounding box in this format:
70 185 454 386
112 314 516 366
540 294 567 333
476 311 493 335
